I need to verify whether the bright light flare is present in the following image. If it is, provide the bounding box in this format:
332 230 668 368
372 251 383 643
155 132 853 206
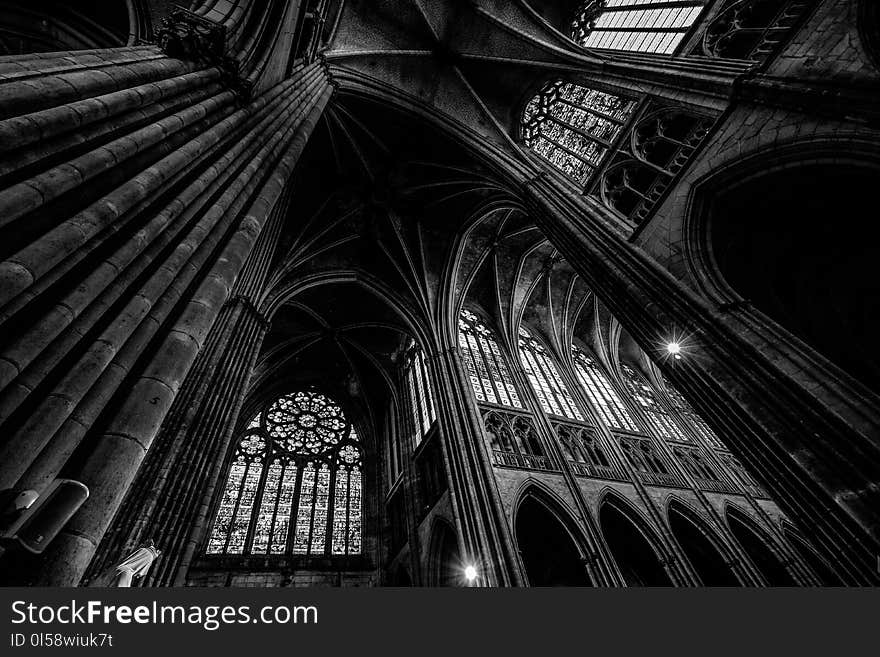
464 565 478 582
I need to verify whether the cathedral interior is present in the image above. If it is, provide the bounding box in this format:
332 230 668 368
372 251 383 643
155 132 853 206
0 0 878 587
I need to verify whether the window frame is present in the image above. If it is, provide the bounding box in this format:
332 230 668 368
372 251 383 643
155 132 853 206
204 390 365 559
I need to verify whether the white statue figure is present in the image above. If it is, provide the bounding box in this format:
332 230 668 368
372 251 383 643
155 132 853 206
111 539 161 587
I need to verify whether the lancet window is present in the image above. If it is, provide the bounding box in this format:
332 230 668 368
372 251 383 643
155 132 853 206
620 363 690 442
458 309 523 408
518 326 584 421
572 345 639 432
404 341 436 444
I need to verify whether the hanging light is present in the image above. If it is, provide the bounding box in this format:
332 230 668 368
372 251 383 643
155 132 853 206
666 341 682 359
464 565 478 583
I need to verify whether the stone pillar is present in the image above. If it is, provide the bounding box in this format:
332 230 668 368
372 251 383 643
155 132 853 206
522 175 880 585
0 62 334 585
426 344 525 586
84 186 289 586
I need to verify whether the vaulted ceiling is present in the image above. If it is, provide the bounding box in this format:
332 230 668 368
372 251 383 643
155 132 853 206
248 0 659 425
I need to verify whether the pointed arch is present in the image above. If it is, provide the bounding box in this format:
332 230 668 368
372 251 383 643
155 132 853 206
598 490 673 586
513 484 593 586
667 498 742 586
725 505 797 586
426 519 464 587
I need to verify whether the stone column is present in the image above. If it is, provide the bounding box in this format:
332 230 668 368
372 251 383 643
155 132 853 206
426 344 525 587
522 174 880 585
84 186 289 586
20 71 333 587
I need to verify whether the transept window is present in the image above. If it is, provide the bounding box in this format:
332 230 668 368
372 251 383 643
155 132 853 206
620 363 689 442
522 80 636 185
518 326 584 421
458 309 523 408
404 341 436 444
572 345 639 432
571 0 707 54
206 390 363 557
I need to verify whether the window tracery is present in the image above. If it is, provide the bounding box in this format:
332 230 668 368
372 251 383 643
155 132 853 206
554 422 623 479
699 0 814 62
522 80 636 185
620 363 691 442
518 326 584 421
522 81 712 227
661 376 726 449
572 345 639 432
619 435 678 485
404 341 436 445
673 445 722 482
207 390 363 557
571 0 707 54
458 309 523 408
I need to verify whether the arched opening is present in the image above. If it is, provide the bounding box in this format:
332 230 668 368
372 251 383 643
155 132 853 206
726 510 796 586
783 526 844 586
515 495 591 586
429 521 463 587
599 500 673 586
708 162 880 395
668 505 741 586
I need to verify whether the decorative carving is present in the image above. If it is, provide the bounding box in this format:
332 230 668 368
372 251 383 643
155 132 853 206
554 422 626 481
596 106 713 225
618 434 681 487
157 6 253 101
699 0 815 63
481 409 556 472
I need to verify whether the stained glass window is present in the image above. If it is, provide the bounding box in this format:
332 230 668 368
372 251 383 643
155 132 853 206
661 376 726 449
571 0 706 54
620 363 689 442
522 80 636 185
517 326 584 421
404 341 436 444
458 309 523 408
207 390 363 557
572 345 639 432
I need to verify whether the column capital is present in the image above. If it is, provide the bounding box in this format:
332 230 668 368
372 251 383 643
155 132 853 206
157 7 253 101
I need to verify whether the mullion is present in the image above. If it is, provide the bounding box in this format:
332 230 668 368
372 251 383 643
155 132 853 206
557 97 627 126
222 458 251 554
305 464 320 554
601 1 703 11
325 464 337 557
536 133 600 170
421 353 436 422
284 463 305 555
546 114 614 150
344 469 352 556
536 349 577 418
481 333 512 406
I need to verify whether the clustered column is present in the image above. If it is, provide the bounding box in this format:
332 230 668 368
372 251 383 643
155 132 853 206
0 39 333 585
426 343 526 586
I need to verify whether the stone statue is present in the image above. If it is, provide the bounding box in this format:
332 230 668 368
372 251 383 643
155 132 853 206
111 540 161 587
